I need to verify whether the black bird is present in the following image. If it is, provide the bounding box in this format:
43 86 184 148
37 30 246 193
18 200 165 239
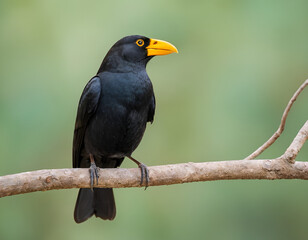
73 35 177 223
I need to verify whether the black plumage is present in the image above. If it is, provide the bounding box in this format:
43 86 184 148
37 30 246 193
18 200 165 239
72 35 177 223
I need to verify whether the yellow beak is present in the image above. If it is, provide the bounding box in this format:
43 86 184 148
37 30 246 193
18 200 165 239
146 38 178 56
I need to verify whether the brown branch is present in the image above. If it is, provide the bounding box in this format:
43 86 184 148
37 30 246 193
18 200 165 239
245 79 308 160
0 120 307 198
0 159 307 198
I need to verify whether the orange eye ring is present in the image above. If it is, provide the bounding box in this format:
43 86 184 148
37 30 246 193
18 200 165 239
136 39 144 47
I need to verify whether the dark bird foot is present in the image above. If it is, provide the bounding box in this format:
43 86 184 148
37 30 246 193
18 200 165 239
128 156 149 189
139 163 149 188
89 154 99 191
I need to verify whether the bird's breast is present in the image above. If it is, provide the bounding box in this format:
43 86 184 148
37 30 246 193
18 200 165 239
99 71 153 110
83 71 153 157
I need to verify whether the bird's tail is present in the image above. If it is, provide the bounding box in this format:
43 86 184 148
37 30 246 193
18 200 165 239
74 188 116 223
73 157 123 223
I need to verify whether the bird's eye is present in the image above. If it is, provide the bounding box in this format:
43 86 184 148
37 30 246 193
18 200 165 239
136 39 144 47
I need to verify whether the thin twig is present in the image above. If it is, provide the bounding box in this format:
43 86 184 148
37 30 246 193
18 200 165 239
281 121 308 163
245 79 308 160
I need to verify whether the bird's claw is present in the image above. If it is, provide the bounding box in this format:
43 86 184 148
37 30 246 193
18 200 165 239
89 162 99 191
138 163 149 190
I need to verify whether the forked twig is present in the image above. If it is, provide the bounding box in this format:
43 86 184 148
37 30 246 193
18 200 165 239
245 79 308 160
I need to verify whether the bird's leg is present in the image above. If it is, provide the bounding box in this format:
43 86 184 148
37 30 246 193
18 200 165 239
127 156 149 189
89 154 99 191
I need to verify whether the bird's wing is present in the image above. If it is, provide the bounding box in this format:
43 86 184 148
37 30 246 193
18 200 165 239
73 76 101 168
147 94 156 123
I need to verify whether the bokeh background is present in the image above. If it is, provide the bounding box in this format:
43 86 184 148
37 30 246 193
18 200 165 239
0 0 308 239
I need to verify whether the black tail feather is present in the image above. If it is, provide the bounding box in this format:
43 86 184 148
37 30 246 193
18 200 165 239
74 188 94 223
74 188 116 223
94 188 116 220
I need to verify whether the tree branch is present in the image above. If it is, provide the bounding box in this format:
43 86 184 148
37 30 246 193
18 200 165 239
0 79 307 198
245 79 308 160
0 119 307 198
0 159 307 198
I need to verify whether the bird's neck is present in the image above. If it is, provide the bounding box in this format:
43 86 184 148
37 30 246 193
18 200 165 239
97 55 148 74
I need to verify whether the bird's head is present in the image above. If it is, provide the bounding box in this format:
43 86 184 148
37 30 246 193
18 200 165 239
98 35 178 73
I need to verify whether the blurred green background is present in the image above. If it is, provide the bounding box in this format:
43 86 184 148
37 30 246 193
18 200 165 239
0 0 308 239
